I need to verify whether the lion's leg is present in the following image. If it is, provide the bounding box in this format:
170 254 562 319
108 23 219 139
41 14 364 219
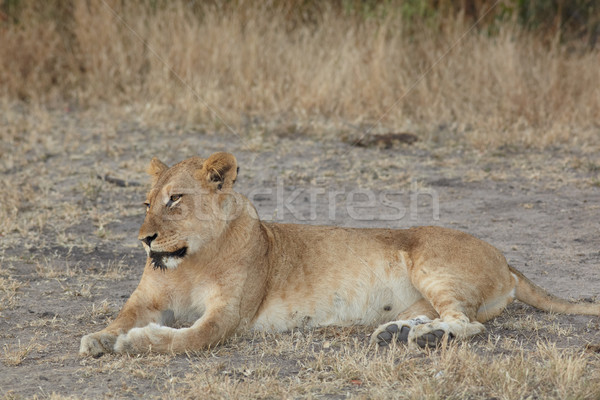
373 274 488 348
114 299 241 354
80 286 164 357
371 298 439 346
403 272 486 348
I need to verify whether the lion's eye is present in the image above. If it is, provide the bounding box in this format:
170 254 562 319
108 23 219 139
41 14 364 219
144 202 150 213
166 194 182 208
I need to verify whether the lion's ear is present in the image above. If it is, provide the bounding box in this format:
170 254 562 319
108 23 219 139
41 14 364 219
147 157 169 185
197 152 238 191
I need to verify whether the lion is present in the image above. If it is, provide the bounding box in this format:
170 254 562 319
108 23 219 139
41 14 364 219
80 152 600 356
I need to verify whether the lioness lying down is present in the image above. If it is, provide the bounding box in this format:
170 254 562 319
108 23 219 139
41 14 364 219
80 152 600 356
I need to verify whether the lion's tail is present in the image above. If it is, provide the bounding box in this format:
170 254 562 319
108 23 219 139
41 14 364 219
509 265 600 316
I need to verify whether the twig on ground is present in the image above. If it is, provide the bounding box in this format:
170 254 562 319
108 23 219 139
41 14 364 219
97 174 142 187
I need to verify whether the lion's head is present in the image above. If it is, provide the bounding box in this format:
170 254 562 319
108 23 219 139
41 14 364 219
138 152 243 271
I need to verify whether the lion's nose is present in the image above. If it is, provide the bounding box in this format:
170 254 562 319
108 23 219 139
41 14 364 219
141 233 158 246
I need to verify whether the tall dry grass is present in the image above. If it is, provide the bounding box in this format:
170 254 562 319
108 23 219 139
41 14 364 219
1 1 599 146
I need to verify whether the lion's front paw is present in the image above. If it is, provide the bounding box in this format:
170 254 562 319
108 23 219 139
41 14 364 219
114 333 135 354
114 323 174 354
113 327 150 354
79 332 118 357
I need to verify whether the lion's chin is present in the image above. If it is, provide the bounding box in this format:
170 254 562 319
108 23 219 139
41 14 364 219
149 247 187 271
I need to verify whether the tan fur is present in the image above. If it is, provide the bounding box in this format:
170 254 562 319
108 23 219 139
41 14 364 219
80 152 600 356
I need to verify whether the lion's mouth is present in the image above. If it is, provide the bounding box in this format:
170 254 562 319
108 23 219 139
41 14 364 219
149 247 187 271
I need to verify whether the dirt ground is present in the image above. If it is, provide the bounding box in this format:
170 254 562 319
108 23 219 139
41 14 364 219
1 112 600 398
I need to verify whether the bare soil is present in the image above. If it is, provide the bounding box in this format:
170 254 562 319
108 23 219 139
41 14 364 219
1 113 600 398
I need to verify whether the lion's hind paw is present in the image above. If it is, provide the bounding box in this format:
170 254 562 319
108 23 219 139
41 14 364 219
372 315 432 347
414 328 454 348
375 323 411 346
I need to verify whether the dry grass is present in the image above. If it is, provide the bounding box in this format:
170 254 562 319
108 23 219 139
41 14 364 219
83 300 117 321
0 276 25 312
1 336 43 366
69 325 600 399
1 1 599 147
35 258 81 279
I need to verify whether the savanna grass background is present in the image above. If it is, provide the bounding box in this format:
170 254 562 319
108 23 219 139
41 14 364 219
1 0 600 398
1 0 600 147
